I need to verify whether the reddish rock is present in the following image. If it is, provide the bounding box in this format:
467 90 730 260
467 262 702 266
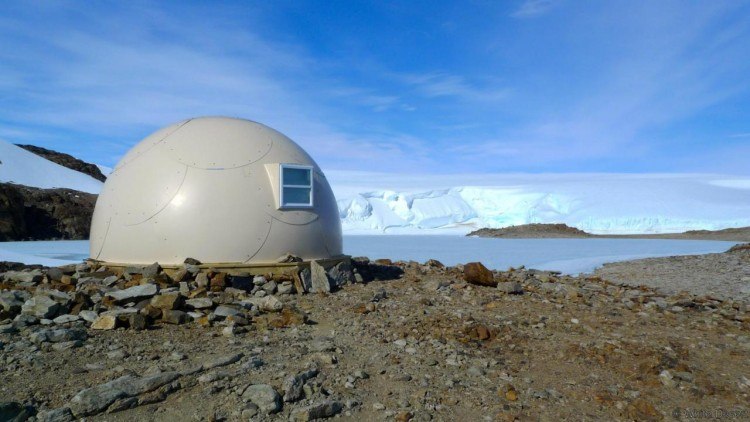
210 273 228 291
463 262 496 286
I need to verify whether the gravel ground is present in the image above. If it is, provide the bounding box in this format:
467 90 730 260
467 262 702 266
594 244 750 302
1 249 750 421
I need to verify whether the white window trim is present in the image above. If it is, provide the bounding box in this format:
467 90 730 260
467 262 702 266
279 163 314 208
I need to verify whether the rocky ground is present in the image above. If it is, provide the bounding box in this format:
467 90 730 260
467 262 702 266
595 243 750 303
1 248 750 421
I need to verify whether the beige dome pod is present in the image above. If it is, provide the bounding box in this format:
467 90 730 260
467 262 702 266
89 117 346 283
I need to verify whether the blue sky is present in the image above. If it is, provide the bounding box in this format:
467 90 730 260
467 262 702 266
1 0 749 174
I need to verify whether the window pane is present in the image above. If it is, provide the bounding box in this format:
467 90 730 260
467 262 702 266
283 167 311 186
283 187 311 205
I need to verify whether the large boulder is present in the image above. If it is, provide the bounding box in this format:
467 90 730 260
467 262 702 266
463 262 496 286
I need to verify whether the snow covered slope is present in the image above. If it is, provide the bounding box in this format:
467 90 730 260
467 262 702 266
0 139 103 194
328 172 750 235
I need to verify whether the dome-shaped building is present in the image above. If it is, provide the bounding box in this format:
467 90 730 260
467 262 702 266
89 117 343 269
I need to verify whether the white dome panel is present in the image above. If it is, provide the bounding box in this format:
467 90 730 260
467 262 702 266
166 118 273 169
90 116 343 265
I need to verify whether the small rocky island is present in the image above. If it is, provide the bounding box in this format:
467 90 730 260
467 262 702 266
469 223 750 241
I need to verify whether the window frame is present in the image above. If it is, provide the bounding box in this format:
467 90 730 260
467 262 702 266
279 163 314 209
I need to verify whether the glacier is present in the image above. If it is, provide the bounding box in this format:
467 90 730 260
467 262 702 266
328 172 750 235
2 137 749 236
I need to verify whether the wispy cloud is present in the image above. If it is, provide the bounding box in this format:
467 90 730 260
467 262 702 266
0 1 748 175
511 0 558 19
403 72 508 102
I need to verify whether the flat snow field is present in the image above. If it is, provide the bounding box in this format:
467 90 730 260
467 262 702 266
0 237 736 274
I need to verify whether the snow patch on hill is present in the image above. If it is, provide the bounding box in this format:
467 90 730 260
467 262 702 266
328 172 750 235
0 139 103 194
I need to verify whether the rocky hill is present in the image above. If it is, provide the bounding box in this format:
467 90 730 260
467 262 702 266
15 145 106 182
0 144 102 241
0 183 96 241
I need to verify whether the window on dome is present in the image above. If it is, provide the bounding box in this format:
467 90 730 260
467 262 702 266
280 164 313 208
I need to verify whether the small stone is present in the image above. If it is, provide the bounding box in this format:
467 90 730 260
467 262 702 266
210 273 228 291
0 292 23 315
214 305 241 318
292 401 343 421
283 369 319 402
222 325 238 337
91 315 118 330
185 298 213 309
259 295 283 312
277 282 294 295
21 295 62 319
195 273 209 288
106 284 158 303
128 313 148 330
502 385 518 401
372 402 386 410
309 260 332 293
142 262 161 278
36 406 75 422
241 384 282 414
203 353 244 370
102 275 119 287
150 294 185 310
659 370 676 387
262 280 277 295
46 267 65 281
184 257 202 265
53 314 80 324
140 305 162 320
276 253 302 263
107 349 128 360
395 411 414 422
497 282 523 294
161 310 187 324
